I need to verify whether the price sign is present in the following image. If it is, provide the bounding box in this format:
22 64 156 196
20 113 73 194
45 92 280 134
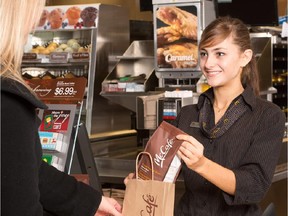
49 52 68 63
54 87 77 96
26 77 87 104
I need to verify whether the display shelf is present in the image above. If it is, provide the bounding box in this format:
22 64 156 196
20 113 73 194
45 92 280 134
22 27 96 135
272 39 287 116
22 62 89 67
21 4 130 135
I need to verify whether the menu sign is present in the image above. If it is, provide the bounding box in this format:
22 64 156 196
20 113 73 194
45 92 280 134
23 53 37 60
70 52 90 62
26 77 87 104
72 52 89 59
22 53 42 63
39 109 71 133
37 104 77 172
49 52 68 63
155 5 199 71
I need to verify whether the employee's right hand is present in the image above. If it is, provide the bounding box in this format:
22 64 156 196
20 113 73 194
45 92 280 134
124 173 134 185
95 196 123 216
176 134 205 172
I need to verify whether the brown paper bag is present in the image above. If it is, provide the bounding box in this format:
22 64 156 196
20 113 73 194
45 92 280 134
122 152 175 216
138 121 186 183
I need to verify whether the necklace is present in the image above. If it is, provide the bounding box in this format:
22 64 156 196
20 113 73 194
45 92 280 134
213 103 229 113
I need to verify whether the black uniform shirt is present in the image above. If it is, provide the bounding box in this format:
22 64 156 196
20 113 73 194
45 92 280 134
174 86 286 216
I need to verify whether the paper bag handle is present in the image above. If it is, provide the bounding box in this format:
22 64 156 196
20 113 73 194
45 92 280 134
135 152 154 180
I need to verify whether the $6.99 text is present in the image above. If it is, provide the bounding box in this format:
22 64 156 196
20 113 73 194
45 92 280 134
54 87 76 96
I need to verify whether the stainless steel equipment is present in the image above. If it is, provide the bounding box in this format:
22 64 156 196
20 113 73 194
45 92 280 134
250 32 273 92
100 40 159 112
152 0 216 87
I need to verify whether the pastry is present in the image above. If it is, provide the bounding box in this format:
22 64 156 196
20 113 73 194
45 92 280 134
38 9 49 27
48 8 65 29
66 6 81 25
80 7 98 27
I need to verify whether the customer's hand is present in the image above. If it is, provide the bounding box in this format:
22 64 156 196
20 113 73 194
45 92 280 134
124 173 134 185
95 196 123 216
176 134 205 172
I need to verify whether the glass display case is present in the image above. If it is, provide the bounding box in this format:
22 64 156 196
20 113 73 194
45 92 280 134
21 4 130 135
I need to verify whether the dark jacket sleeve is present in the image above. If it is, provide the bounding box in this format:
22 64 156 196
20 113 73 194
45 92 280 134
2 91 44 215
39 162 102 216
1 90 102 216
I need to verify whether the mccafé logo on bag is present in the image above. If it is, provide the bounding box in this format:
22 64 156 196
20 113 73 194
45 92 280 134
138 121 187 183
154 138 175 168
123 151 176 216
140 193 158 216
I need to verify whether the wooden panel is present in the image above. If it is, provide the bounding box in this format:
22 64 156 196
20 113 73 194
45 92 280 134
278 0 287 17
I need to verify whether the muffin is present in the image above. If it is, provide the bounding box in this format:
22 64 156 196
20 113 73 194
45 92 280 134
80 7 98 27
38 9 49 27
66 6 81 26
48 8 65 29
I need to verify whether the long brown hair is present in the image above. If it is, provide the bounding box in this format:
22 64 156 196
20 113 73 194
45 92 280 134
0 0 46 90
199 16 259 95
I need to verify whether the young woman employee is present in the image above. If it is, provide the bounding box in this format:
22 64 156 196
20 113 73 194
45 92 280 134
125 16 285 215
175 16 286 215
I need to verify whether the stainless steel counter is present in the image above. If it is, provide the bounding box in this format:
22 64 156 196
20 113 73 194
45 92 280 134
93 136 287 215
94 156 287 215
94 138 287 184
95 157 287 183
95 158 135 185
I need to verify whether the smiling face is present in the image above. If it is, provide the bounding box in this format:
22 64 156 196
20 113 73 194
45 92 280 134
198 16 259 95
199 34 250 89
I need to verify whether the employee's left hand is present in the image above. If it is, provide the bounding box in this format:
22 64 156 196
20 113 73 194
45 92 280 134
176 134 205 171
